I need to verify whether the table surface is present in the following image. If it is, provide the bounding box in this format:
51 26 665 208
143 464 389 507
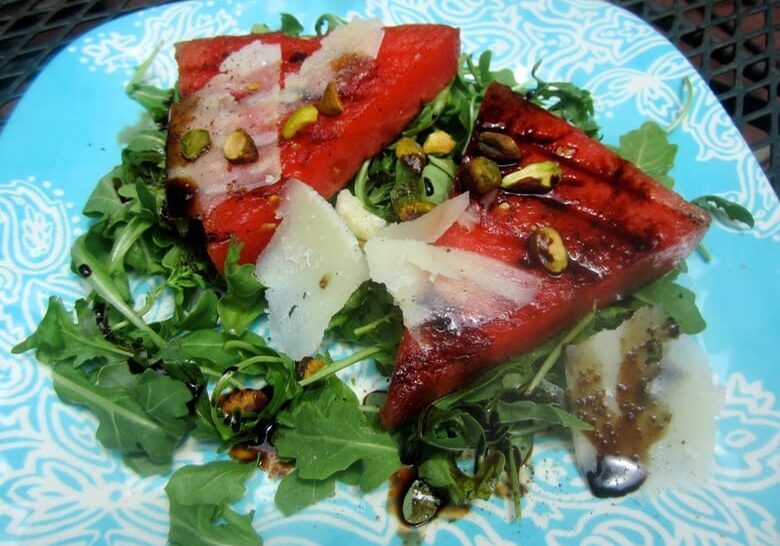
0 0 777 193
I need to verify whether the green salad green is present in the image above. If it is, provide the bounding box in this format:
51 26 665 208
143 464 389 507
14 13 753 546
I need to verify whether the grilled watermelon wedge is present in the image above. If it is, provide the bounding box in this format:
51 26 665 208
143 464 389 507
167 24 460 272
379 82 711 429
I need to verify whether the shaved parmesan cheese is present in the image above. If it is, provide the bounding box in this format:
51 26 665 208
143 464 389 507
380 192 470 242
335 190 387 241
207 41 283 98
256 180 369 360
644 336 719 488
168 41 282 216
364 237 540 332
565 305 720 497
365 193 530 335
281 18 384 103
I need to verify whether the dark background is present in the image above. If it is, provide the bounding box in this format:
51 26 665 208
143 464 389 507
0 0 777 192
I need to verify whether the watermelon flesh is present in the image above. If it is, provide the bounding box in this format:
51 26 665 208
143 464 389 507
378 82 711 429
168 25 460 272
174 34 322 97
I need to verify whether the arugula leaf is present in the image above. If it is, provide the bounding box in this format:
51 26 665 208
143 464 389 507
93 362 141 389
666 77 694 133
127 83 173 125
83 168 124 218
171 506 261 546
405 304 640 519
160 329 239 373
632 273 706 334
314 14 347 35
477 51 493 86
615 121 677 188
592 302 642 331
125 46 173 123
327 281 402 373
524 311 595 396
275 377 400 492
527 64 599 137
279 13 304 36
13 297 132 366
218 242 266 335
275 470 336 516
166 460 262 546
417 407 485 451
418 450 505 505
353 153 397 219
297 346 383 388
123 453 173 477
250 22 272 34
254 12 341 38
462 51 519 92
51 365 190 464
132 369 193 437
167 461 255 505
72 235 166 348
108 215 155 274
403 85 451 137
694 195 755 227
170 289 220 331
495 400 591 430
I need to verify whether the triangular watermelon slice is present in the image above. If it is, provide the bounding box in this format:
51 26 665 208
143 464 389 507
378 82 710 429
166 23 460 272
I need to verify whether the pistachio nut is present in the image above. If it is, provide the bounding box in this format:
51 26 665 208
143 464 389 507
529 226 568 274
460 156 502 195
501 161 562 193
478 131 522 162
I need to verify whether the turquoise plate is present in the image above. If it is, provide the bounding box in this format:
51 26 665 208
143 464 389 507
1 1 778 544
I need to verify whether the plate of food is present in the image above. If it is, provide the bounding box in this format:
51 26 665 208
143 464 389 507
1 0 778 545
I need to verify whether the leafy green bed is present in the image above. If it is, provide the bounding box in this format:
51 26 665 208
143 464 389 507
13 14 751 546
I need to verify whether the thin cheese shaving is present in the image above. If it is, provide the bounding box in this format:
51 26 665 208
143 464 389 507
168 41 283 215
281 18 384 104
364 237 540 333
256 180 369 360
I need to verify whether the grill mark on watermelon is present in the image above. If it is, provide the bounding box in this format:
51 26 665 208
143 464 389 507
379 82 710 429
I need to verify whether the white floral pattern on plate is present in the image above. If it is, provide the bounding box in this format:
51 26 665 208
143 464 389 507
1 0 778 544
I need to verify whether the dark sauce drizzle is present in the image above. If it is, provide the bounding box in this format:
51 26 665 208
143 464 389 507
570 314 678 497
